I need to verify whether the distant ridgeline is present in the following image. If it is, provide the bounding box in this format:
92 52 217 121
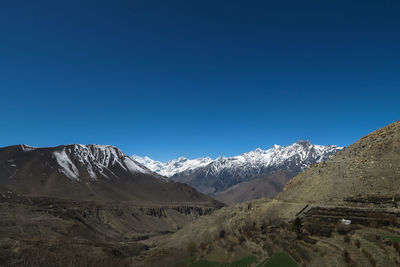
135 140 342 204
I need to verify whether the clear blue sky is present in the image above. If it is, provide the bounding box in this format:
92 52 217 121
0 0 399 161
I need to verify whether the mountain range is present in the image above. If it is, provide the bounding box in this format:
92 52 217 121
1 121 399 266
134 140 342 203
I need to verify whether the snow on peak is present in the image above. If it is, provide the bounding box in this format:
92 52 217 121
20 144 37 152
176 156 188 161
294 140 313 148
137 141 343 178
232 141 342 169
133 155 213 177
51 144 150 181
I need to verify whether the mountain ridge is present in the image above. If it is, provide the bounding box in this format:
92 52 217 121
132 154 212 178
135 140 343 197
0 144 220 205
134 140 342 177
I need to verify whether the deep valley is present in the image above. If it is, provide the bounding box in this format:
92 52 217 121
1 121 399 266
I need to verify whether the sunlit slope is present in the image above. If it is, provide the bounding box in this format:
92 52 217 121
278 120 400 203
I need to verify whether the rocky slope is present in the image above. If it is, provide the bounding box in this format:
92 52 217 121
278 120 400 203
0 144 221 205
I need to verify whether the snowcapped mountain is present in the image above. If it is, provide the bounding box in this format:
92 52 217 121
54 144 154 180
0 144 220 203
132 155 212 177
198 140 342 180
34 144 151 181
136 140 343 196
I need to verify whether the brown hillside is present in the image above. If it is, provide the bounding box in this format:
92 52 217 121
278 120 400 203
214 171 292 204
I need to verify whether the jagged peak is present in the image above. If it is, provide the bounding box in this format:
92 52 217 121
294 139 311 146
139 141 343 178
133 154 214 177
19 144 37 152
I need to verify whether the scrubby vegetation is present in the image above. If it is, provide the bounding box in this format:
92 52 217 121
187 241 198 256
17 237 134 267
361 248 377 267
342 249 352 265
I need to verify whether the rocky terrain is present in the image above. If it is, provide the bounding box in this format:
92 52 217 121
139 121 400 266
278 120 400 203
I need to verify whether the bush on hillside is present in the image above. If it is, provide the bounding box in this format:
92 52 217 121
342 250 351 264
354 239 361 248
304 222 331 237
186 241 197 256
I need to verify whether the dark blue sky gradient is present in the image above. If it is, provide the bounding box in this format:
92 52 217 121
0 0 399 161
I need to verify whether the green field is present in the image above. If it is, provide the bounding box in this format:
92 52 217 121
383 235 400 244
258 252 298 267
228 255 257 267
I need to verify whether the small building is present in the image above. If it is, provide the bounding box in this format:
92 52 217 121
341 218 351 225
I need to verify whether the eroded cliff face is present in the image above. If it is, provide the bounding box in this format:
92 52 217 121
0 191 219 240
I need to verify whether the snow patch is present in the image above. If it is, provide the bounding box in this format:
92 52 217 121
53 150 80 181
124 158 149 174
20 144 36 152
